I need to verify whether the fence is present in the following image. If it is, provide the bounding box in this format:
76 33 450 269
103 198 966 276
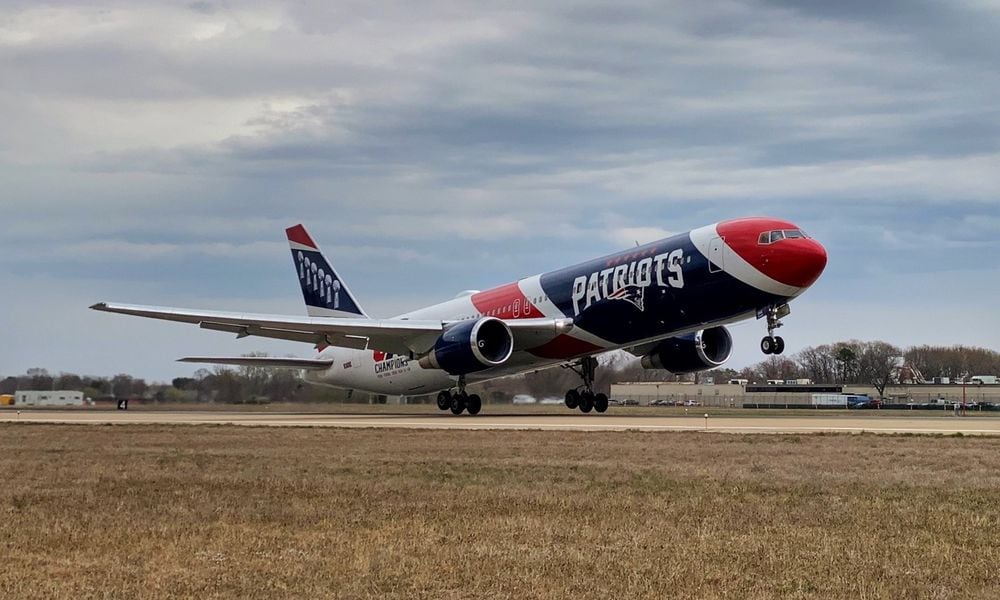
613 392 1000 408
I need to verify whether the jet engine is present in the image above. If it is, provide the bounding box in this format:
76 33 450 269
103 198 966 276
418 317 514 375
640 326 733 373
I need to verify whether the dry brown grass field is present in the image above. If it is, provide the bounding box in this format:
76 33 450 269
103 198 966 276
2 425 999 599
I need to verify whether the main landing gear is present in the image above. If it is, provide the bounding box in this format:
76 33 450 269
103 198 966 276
436 376 482 416
760 304 791 355
563 356 609 414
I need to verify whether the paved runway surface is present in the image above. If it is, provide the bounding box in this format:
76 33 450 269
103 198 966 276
3 410 1000 434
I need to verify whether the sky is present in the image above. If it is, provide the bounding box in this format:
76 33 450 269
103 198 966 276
1 0 998 382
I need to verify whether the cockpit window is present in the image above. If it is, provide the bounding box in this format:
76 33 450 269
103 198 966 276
758 229 808 245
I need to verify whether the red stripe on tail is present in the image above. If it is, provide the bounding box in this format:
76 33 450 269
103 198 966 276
286 224 318 249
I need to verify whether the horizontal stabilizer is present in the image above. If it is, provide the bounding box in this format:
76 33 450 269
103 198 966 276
178 356 334 370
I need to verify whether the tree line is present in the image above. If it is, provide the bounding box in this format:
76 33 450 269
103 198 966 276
0 363 344 404
2 343 996 404
688 342 1000 398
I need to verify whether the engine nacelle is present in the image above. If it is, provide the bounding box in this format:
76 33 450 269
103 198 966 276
418 317 514 375
640 326 733 373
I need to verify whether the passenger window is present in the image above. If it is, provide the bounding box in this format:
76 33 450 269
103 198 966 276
769 230 785 243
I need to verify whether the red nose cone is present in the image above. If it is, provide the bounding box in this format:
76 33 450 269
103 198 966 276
717 218 827 289
768 238 827 288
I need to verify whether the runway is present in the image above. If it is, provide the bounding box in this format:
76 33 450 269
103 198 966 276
3 409 1000 435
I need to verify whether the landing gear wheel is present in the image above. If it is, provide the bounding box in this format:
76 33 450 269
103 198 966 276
594 393 609 413
564 357 599 412
466 394 482 416
436 390 452 411
450 393 467 415
760 304 790 356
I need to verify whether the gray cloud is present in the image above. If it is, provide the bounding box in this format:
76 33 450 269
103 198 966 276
1 0 998 380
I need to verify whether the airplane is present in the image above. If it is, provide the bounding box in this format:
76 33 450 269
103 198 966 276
91 217 827 415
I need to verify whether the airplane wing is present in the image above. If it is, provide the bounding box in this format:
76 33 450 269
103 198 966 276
178 356 335 370
90 302 574 356
91 302 444 356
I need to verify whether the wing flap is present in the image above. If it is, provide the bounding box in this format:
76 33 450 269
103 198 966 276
198 322 370 350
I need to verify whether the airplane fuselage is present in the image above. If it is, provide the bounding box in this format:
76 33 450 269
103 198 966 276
304 218 827 396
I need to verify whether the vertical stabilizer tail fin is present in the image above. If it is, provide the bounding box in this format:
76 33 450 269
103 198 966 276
286 224 369 318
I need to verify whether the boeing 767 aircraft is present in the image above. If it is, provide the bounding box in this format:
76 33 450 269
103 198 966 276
92 217 826 415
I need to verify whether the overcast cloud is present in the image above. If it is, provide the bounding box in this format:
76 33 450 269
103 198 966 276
1 0 998 381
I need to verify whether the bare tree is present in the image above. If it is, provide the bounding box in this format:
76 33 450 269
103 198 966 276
111 374 133 399
796 344 837 383
759 356 800 381
905 345 1000 380
833 343 860 383
858 341 903 398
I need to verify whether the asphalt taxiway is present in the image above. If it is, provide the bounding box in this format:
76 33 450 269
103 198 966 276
3 410 1000 435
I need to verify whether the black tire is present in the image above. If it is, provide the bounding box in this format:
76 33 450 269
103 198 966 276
466 394 482 415
579 392 594 413
450 394 466 415
565 389 580 410
773 336 785 355
436 391 451 411
594 393 609 413
760 336 774 355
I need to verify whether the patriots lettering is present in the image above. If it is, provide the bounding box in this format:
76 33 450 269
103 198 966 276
571 249 684 316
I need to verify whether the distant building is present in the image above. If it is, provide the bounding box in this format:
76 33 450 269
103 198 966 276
15 390 84 407
611 381 1000 406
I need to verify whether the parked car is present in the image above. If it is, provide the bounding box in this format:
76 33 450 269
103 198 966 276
610 398 639 406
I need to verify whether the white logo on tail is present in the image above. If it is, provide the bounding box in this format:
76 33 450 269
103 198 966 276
297 251 341 308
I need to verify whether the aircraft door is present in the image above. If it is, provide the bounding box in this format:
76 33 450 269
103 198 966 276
709 237 725 273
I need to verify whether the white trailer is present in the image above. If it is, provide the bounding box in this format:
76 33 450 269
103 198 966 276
15 390 84 407
811 393 848 407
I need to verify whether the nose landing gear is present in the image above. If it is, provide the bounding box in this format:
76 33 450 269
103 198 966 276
760 304 790 355
563 357 609 413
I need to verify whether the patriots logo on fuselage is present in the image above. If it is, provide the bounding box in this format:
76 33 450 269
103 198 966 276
606 284 645 312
